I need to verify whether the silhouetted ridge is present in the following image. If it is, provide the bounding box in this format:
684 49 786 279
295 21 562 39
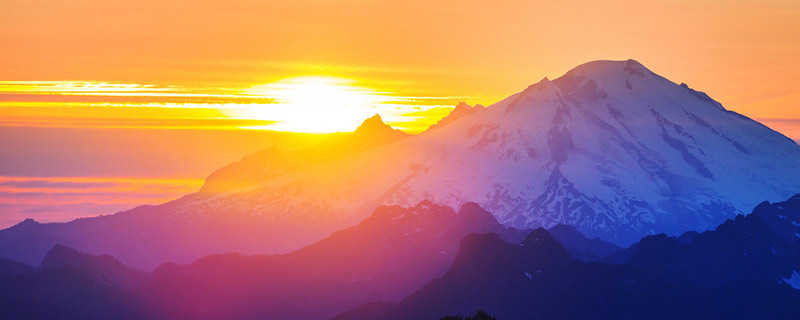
548 224 622 262
751 194 800 241
355 113 399 133
7 196 800 319
521 228 573 262
676 230 699 244
439 310 497 320
12 218 39 230
425 102 486 132
40 244 96 269
0 257 34 275
521 227 556 246
336 194 800 320
451 232 507 267
140 201 527 320
0 266 143 319
348 113 409 144
40 244 147 289
626 233 684 267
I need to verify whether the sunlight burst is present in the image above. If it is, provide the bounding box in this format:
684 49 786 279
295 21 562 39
241 76 390 133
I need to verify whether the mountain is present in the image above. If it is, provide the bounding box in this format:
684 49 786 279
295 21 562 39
0 115 411 269
183 59 800 245
439 311 497 320
139 201 527 320
750 194 800 241
547 224 621 262
5 197 800 319
200 113 409 193
40 245 148 289
0 245 149 319
3 59 800 270
337 194 800 320
0 202 524 320
335 229 586 320
424 102 485 132
0 201 512 320
602 195 800 265
0 266 143 320
0 257 34 275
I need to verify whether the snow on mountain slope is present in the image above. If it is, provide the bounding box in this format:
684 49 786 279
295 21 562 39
231 59 800 244
2 59 799 269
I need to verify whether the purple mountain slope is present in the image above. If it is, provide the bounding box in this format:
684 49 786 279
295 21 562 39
335 195 800 320
2 60 799 270
139 201 527 320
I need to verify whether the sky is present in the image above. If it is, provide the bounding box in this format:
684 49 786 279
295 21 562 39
1 0 799 227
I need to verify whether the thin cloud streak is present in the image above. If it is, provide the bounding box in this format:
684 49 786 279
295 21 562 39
0 80 467 133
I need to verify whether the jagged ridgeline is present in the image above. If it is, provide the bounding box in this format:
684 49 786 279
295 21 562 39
2 60 799 271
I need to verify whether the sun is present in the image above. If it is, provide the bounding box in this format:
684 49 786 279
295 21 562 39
238 76 389 133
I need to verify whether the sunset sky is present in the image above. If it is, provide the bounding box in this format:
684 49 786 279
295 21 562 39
1 0 799 227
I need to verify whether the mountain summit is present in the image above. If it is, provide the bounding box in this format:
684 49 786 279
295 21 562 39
354 113 401 134
348 113 410 148
199 113 408 194
412 59 800 243
425 102 486 132
2 59 800 269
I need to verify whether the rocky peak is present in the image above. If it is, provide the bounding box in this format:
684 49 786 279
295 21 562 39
424 102 486 132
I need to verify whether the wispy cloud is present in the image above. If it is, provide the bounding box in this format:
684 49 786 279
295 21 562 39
0 80 464 133
0 115 277 130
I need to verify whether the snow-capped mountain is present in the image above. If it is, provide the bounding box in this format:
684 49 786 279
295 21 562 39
2 59 799 269
227 59 799 244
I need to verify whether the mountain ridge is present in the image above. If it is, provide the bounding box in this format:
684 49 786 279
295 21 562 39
2 59 800 269
200 113 409 194
335 194 800 320
424 102 486 132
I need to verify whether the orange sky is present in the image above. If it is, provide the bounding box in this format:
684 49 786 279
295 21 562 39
2 0 799 135
0 0 799 226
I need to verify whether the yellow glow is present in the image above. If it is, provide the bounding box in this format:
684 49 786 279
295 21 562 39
239 76 391 133
0 79 462 134
0 81 167 93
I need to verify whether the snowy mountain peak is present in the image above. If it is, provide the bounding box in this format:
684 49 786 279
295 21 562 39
5 59 800 269
549 59 665 98
505 77 563 114
415 59 800 243
561 59 653 80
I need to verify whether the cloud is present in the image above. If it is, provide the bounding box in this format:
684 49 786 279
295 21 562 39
0 116 277 130
0 79 463 133
0 176 203 228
